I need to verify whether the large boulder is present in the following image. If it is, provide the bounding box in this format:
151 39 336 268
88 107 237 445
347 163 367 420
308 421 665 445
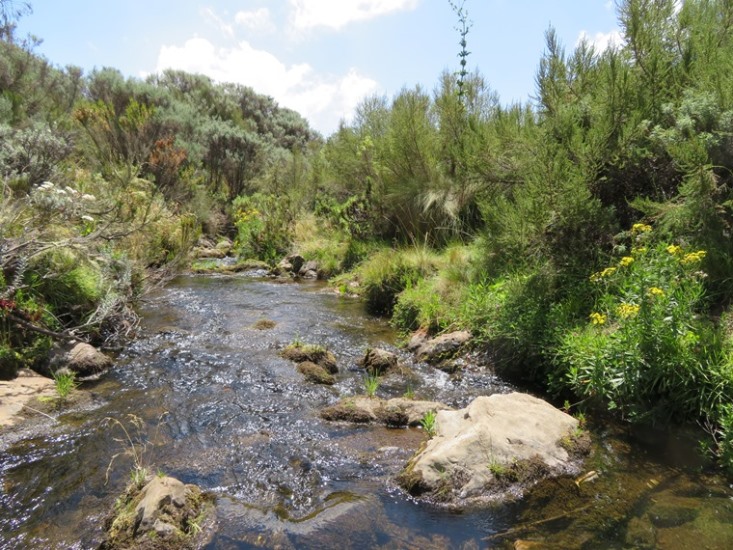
397 393 586 503
101 475 213 549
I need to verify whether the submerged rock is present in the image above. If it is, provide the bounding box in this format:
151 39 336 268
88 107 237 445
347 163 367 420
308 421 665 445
397 393 585 504
101 475 214 549
297 361 336 385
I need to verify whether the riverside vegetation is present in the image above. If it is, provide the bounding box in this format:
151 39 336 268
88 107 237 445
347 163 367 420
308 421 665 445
2 0 733 478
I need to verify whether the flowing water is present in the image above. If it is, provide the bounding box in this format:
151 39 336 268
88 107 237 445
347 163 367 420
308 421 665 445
1 273 733 549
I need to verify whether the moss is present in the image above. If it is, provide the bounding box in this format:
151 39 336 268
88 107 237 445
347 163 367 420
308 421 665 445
297 361 335 385
281 343 337 374
252 319 276 330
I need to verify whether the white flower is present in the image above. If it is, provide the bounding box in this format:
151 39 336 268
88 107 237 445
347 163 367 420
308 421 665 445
55 188 67 195
65 186 79 195
81 194 95 201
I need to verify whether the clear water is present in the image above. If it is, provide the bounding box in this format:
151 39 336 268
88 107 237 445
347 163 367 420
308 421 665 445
1 274 732 549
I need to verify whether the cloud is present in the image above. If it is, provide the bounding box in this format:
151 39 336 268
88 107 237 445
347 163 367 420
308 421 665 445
235 8 275 32
289 0 419 31
155 37 378 135
576 29 623 52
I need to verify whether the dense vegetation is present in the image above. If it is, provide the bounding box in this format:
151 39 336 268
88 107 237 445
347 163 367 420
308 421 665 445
3 0 733 472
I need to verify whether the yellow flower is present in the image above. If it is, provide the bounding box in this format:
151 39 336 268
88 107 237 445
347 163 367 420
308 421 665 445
666 244 683 255
617 303 640 319
589 312 607 325
680 250 707 265
631 223 652 234
619 256 634 268
648 287 665 297
631 247 648 256
589 266 617 282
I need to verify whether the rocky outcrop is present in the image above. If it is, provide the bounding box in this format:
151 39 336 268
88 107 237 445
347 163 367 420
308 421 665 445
361 348 399 375
407 330 471 371
321 396 452 427
397 393 587 503
101 475 213 549
297 361 336 385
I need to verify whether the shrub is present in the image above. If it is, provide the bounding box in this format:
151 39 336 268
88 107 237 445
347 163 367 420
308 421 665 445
232 193 293 263
358 247 439 316
557 229 728 423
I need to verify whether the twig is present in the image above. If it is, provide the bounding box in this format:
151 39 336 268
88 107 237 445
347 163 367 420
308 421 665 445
484 504 592 541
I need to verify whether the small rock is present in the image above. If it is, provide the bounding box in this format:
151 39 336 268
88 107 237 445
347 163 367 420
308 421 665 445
298 260 319 278
361 348 399 375
54 342 113 377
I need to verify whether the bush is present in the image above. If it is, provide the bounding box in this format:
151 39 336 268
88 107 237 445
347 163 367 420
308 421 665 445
358 247 439 316
557 227 729 422
232 193 293 263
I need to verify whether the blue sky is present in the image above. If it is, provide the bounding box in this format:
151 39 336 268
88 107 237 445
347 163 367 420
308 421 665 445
16 1 621 136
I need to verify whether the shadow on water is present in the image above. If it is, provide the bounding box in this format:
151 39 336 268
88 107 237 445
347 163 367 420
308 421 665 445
1 273 732 549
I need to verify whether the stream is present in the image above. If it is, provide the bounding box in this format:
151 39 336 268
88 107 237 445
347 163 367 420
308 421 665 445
2 273 733 549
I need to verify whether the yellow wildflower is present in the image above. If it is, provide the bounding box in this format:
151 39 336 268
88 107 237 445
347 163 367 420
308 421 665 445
648 287 665 297
666 244 683 255
680 250 707 265
617 303 640 319
631 223 652 234
631 247 648 256
619 256 634 268
589 266 617 282
589 312 607 325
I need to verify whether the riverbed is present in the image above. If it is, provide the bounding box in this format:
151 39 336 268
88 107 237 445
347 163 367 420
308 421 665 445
1 274 732 548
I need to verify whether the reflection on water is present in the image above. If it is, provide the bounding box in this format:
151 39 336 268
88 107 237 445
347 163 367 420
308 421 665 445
1 274 732 549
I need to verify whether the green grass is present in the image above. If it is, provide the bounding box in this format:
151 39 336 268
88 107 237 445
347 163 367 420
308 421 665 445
420 409 437 437
364 373 380 398
52 370 78 399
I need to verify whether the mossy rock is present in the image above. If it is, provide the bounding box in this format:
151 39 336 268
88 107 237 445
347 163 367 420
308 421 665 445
297 361 335 385
281 343 337 374
321 397 381 423
100 475 214 550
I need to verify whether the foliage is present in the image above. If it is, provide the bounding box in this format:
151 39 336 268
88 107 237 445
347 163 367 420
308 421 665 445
420 409 437 437
363 373 380 398
558 228 730 423
52 369 77 400
232 193 294 263
356 246 440 316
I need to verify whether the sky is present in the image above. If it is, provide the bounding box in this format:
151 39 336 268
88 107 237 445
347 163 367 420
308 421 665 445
15 1 622 137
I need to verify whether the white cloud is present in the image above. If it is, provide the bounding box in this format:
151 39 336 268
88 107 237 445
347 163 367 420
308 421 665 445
289 0 419 31
155 38 378 135
235 8 275 32
576 29 623 52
